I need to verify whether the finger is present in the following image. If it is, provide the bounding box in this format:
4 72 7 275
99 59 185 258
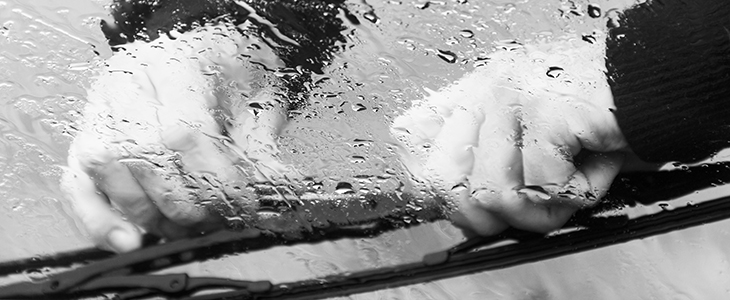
61 156 143 253
160 124 241 181
482 151 626 232
227 95 298 182
450 186 509 236
391 104 444 146
455 87 523 235
92 159 165 231
125 160 219 228
470 113 573 233
77 134 196 240
529 151 626 207
568 151 626 203
519 130 577 187
89 157 207 241
390 104 445 182
423 102 487 189
391 71 503 182
470 85 525 189
473 188 578 233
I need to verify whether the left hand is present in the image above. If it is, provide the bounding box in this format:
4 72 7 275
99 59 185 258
61 25 294 252
392 36 629 235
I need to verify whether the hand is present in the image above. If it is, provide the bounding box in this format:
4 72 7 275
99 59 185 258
61 25 294 252
392 36 629 235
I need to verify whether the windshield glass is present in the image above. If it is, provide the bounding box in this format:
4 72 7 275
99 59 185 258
3 0 730 299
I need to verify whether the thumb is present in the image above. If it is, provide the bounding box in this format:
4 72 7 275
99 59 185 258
475 151 626 233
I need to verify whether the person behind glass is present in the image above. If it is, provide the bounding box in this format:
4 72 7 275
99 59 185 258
61 0 730 252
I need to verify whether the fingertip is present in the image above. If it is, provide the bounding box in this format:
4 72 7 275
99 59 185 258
577 151 626 199
451 209 509 237
452 189 510 236
125 163 211 227
474 188 575 233
62 155 150 253
104 226 143 253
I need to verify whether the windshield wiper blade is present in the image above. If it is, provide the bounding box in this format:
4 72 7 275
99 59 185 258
0 192 447 299
189 194 730 300
3 193 728 300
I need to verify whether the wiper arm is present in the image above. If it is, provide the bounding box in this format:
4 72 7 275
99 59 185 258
2 164 729 299
3 193 728 300
0 230 265 299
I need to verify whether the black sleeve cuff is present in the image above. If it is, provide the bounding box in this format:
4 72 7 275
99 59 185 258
606 0 730 163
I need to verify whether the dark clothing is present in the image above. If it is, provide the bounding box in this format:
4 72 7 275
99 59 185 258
102 0 351 74
107 0 730 164
606 0 730 163
101 0 355 110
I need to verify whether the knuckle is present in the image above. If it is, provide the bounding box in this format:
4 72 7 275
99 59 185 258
160 190 209 225
69 133 117 173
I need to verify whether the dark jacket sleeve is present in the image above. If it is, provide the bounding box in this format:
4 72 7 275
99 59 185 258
606 0 730 163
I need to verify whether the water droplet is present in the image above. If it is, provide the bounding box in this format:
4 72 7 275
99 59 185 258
445 37 459 45
495 40 523 51
518 186 551 200
335 182 355 194
352 103 367 111
459 29 474 38
582 34 596 44
546 66 564 78
310 181 324 190
436 49 457 64
226 215 244 223
587 4 601 18
67 62 91 71
24 267 52 282
363 11 379 24
451 183 468 193
257 207 282 217
606 9 622 28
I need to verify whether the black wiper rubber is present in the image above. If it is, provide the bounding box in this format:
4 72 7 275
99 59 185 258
0 191 447 277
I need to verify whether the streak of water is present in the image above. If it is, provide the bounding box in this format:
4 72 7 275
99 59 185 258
3 0 730 299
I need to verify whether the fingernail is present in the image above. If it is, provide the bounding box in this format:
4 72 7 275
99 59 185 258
106 228 141 253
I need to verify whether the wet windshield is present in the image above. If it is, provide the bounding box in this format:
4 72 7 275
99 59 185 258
3 0 730 299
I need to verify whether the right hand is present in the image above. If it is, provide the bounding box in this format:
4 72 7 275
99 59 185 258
392 36 630 236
